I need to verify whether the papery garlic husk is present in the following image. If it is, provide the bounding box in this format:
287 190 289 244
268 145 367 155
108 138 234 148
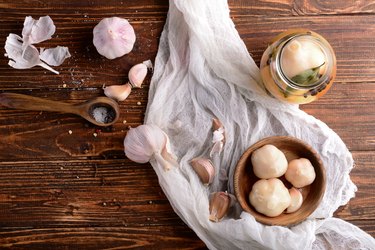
124 124 177 171
286 187 303 213
128 60 153 88
22 16 56 47
190 158 215 185
104 83 132 101
209 191 235 222
210 118 225 157
5 34 59 74
39 46 71 66
93 17 136 59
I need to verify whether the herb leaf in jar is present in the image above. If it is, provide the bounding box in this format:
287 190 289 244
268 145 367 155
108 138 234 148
290 63 325 86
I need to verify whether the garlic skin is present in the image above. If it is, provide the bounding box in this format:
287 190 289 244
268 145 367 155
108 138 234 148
210 118 225 157
251 144 288 179
286 188 303 213
285 158 316 188
93 17 136 59
104 83 132 101
249 178 291 217
128 60 153 88
209 192 234 222
190 158 215 185
124 124 177 171
22 16 56 47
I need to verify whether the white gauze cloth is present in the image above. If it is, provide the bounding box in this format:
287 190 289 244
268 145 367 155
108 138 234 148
144 0 375 249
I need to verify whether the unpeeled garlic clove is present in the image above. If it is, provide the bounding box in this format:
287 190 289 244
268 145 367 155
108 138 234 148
190 158 215 185
209 192 233 222
93 17 136 59
128 60 153 88
103 83 132 101
286 187 303 213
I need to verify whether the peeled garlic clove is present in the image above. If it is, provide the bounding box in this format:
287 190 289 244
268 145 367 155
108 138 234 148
209 192 232 222
104 83 132 101
251 144 288 179
190 158 215 185
93 17 136 59
286 188 303 213
285 158 316 188
128 60 153 88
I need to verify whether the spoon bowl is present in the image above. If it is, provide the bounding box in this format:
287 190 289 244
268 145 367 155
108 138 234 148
0 93 120 126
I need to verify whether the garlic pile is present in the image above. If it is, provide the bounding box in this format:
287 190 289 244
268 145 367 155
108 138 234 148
93 17 136 59
103 60 152 101
249 144 316 217
4 16 70 74
188 118 234 222
124 124 177 171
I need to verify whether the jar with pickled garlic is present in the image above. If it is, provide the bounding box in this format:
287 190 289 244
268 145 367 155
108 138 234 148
260 29 336 104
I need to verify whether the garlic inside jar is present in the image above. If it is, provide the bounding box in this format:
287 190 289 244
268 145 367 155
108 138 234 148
260 29 336 104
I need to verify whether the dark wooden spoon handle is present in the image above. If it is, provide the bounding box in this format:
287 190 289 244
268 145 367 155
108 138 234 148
0 93 78 114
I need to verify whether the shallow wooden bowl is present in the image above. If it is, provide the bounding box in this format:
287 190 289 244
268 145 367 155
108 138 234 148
234 136 326 226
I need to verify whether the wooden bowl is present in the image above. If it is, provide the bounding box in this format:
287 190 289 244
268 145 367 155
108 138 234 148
233 136 326 226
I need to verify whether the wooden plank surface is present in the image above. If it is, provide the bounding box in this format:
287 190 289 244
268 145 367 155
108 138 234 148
0 0 374 249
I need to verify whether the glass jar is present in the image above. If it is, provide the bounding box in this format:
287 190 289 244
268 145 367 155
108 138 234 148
260 29 336 104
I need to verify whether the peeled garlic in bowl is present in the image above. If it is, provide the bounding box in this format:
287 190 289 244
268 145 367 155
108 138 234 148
251 144 288 179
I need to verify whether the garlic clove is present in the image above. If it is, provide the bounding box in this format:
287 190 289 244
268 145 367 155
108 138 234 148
190 158 215 185
286 187 303 213
209 192 232 222
93 17 136 59
104 83 132 101
285 158 316 188
128 60 153 88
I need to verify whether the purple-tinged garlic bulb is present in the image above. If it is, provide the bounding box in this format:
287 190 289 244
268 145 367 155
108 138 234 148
93 17 136 59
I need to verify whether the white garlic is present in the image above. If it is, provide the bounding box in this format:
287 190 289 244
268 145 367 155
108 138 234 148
281 37 326 79
128 60 152 88
285 158 316 188
22 16 56 47
210 118 225 157
190 158 215 185
124 124 177 171
104 83 132 101
251 144 288 179
249 178 291 217
286 187 303 213
209 192 235 222
93 17 136 59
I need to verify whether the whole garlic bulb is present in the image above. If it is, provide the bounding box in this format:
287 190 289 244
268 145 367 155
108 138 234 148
124 124 177 171
251 144 288 179
249 178 291 217
285 158 316 188
93 17 136 59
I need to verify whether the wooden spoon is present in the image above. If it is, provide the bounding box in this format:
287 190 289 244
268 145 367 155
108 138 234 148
0 93 120 126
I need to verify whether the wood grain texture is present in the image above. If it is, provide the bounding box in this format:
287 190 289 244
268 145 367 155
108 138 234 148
0 0 374 249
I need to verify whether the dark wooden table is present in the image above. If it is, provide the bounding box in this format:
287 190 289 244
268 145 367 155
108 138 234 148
0 0 374 249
